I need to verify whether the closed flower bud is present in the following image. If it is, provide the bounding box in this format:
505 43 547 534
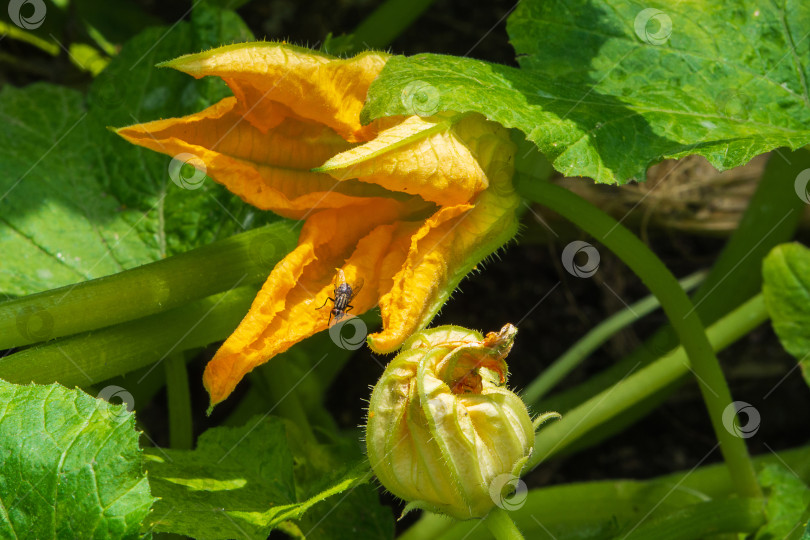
365 324 552 519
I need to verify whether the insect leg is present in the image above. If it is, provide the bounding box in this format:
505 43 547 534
316 297 335 310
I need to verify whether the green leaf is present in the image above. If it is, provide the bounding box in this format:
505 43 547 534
763 243 810 388
144 416 392 539
72 0 163 44
0 379 154 539
0 6 263 299
362 0 810 184
756 464 810 540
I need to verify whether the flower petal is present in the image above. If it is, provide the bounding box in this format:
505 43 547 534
115 98 399 219
160 43 389 142
316 114 507 207
369 159 520 353
203 198 430 407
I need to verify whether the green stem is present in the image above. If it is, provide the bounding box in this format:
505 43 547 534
619 499 765 540
0 222 297 350
690 148 810 326
522 270 706 405
517 179 762 499
398 513 457 540
483 507 524 540
410 441 808 540
352 0 435 49
253 358 316 443
0 285 258 387
165 353 193 450
541 147 809 416
529 294 767 466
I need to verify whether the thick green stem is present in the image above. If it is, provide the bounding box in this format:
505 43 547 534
522 270 706 405
0 285 258 387
528 294 768 465
398 513 457 540
517 179 762 498
0 222 297 350
410 441 810 540
165 354 193 450
690 148 810 325
619 499 765 540
541 148 809 416
352 0 435 49
483 507 524 540
253 358 316 443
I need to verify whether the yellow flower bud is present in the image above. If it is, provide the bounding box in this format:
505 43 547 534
365 324 548 519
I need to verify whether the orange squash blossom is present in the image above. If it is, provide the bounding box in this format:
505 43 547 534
115 43 519 410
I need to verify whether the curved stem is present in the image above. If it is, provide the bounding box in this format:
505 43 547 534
540 147 809 417
619 499 765 540
414 439 810 540
522 270 706 405
483 507 524 540
529 294 768 465
517 179 761 499
165 353 193 450
253 358 316 443
0 222 297 350
0 285 258 388
352 0 435 49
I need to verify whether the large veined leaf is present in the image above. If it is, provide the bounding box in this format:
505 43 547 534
144 416 392 539
755 464 810 539
361 0 810 184
0 380 154 538
763 242 810 388
0 5 263 299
